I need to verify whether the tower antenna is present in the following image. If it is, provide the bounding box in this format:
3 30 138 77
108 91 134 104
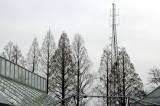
111 3 118 66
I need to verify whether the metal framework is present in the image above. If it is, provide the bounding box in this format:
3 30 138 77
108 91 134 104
0 76 55 105
133 86 160 106
111 3 118 66
110 4 121 105
0 56 55 105
0 56 46 92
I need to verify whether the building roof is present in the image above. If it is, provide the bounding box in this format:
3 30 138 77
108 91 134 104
0 92 11 106
133 86 160 106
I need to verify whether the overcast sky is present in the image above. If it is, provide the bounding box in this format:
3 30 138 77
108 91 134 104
0 0 160 90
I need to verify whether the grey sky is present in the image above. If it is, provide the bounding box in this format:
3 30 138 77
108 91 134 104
0 0 160 90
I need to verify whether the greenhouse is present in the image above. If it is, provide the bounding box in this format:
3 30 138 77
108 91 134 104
0 56 55 105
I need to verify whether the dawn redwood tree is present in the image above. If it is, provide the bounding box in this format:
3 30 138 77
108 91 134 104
96 47 145 105
96 47 112 106
50 32 75 105
26 37 41 73
72 34 93 106
118 48 146 104
1 41 25 67
1 41 14 61
41 29 56 94
12 45 25 67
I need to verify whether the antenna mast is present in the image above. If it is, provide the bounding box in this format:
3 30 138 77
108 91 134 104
111 3 118 66
110 3 119 105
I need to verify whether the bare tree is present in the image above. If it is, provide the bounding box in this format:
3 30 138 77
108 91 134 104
1 41 14 61
148 67 160 87
12 45 25 67
96 47 112 106
118 48 145 103
26 37 41 73
50 32 75 106
41 29 56 94
1 41 25 67
97 47 145 105
72 34 93 106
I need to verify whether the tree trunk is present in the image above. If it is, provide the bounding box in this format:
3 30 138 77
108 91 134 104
62 44 65 106
122 54 125 106
47 46 50 94
106 54 109 106
76 42 80 106
77 59 80 106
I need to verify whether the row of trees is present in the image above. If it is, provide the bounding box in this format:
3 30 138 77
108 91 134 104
49 33 93 105
1 29 93 106
1 29 151 105
1 41 25 66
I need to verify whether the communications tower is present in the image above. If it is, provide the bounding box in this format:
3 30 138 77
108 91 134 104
110 3 120 105
111 3 118 66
